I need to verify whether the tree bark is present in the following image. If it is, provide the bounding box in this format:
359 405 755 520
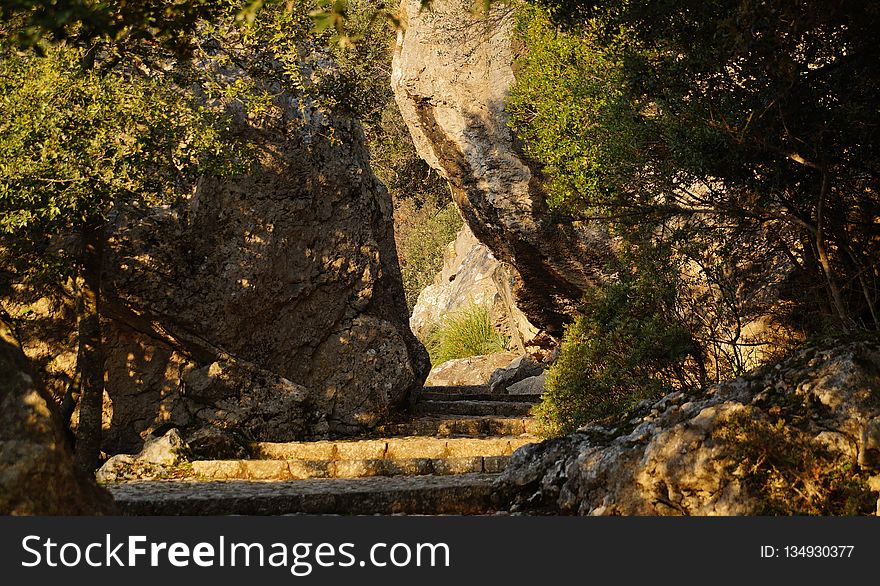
73 218 105 474
815 171 849 327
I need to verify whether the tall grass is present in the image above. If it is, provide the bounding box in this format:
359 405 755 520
425 305 509 366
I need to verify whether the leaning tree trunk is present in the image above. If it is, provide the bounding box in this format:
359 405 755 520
73 218 105 474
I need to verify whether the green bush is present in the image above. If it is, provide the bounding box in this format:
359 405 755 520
536 246 704 437
425 305 509 367
394 198 463 310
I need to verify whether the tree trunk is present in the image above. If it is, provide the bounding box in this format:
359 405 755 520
815 171 849 328
74 219 105 474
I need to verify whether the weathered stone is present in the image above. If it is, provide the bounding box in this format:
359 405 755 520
413 399 534 417
191 460 245 480
425 351 520 386
506 373 547 396
0 321 115 515
488 355 545 394
185 427 249 460
495 340 880 515
97 428 191 482
393 0 613 335
242 460 291 481
376 416 537 437
15 38 430 454
108 474 499 515
139 429 188 466
334 440 389 461
411 225 539 351
384 437 447 459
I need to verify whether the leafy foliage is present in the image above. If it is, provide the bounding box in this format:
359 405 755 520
425 305 509 366
394 197 462 310
512 0 880 432
514 0 880 330
0 46 241 297
537 242 703 436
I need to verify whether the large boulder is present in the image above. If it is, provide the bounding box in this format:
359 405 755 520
411 225 539 352
15 40 430 453
392 0 613 335
425 351 520 387
96 45 429 451
0 321 115 515
495 340 880 515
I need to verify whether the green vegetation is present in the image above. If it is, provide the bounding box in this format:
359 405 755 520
425 305 508 367
536 243 705 436
512 0 880 434
394 198 462 310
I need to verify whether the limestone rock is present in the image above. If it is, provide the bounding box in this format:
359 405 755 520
15 39 430 453
411 225 539 352
506 372 546 396
138 429 189 466
425 351 520 386
0 321 115 515
97 428 192 483
495 340 880 515
185 427 249 460
392 0 613 335
488 355 545 394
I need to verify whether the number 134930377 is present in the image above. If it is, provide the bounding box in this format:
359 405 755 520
760 545 854 558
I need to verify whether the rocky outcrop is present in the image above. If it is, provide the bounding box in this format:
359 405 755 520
411 225 539 351
15 41 430 453
97 428 190 483
0 321 115 515
495 340 880 515
96 45 429 451
392 0 612 335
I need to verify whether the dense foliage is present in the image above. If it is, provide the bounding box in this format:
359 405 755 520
0 47 238 295
512 0 880 433
536 242 705 435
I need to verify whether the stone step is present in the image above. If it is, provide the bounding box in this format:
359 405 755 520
108 473 499 515
191 455 512 481
253 436 534 461
411 400 535 417
376 416 539 437
417 391 541 403
422 385 490 393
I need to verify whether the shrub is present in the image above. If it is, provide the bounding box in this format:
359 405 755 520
394 197 463 310
536 244 705 437
424 305 509 366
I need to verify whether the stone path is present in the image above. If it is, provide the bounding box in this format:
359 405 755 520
107 385 541 515
110 474 499 515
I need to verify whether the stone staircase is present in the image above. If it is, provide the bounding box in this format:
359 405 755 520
107 385 542 515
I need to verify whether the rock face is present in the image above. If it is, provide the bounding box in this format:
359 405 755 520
96 50 429 451
392 0 612 335
495 340 880 515
16 43 430 454
97 428 191 483
0 321 115 515
411 225 539 351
